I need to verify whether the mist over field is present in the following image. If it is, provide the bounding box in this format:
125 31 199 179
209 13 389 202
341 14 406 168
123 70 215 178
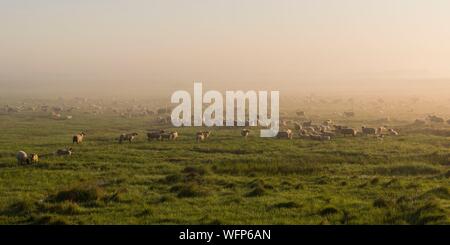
0 1 449 226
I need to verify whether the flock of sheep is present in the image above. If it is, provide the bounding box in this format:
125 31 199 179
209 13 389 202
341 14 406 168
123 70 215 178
275 120 399 141
16 118 402 165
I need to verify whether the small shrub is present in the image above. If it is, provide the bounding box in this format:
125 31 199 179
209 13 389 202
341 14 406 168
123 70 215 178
176 183 209 198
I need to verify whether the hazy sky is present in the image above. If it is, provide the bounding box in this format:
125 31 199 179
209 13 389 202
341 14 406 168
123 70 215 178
1 0 450 96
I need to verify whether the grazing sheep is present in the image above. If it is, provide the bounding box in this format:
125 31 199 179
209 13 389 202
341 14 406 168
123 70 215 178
72 132 86 144
277 129 293 139
147 131 162 141
196 134 205 142
197 131 211 138
170 131 178 140
388 129 399 136
361 126 377 135
161 131 178 141
377 127 387 135
16 151 29 165
29 153 39 164
119 133 138 143
302 121 312 127
323 119 333 126
56 148 72 156
241 129 250 139
339 128 357 137
304 126 316 133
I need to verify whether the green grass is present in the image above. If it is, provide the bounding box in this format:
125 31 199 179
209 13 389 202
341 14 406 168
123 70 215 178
0 111 449 224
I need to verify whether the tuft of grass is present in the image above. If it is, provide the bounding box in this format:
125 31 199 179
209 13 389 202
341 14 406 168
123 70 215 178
319 207 339 216
158 195 176 203
182 166 209 176
246 186 266 197
50 184 104 204
370 177 380 185
173 183 210 198
373 198 391 208
38 201 82 215
29 215 71 225
420 187 450 200
270 201 300 209
4 199 35 216
372 164 441 176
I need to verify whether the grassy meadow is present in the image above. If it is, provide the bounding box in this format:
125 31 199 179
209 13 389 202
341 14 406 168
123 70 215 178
0 109 449 225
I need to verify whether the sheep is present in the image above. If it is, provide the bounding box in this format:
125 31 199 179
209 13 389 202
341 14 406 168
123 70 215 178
170 131 179 140
119 133 138 143
377 127 387 135
322 119 333 126
196 134 205 142
277 129 293 139
388 128 399 136
197 131 211 138
361 126 377 135
147 131 162 141
56 148 72 156
339 128 357 137
72 132 86 144
294 123 302 131
241 129 250 139
29 153 39 163
161 131 178 141
302 121 312 127
16 151 29 165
